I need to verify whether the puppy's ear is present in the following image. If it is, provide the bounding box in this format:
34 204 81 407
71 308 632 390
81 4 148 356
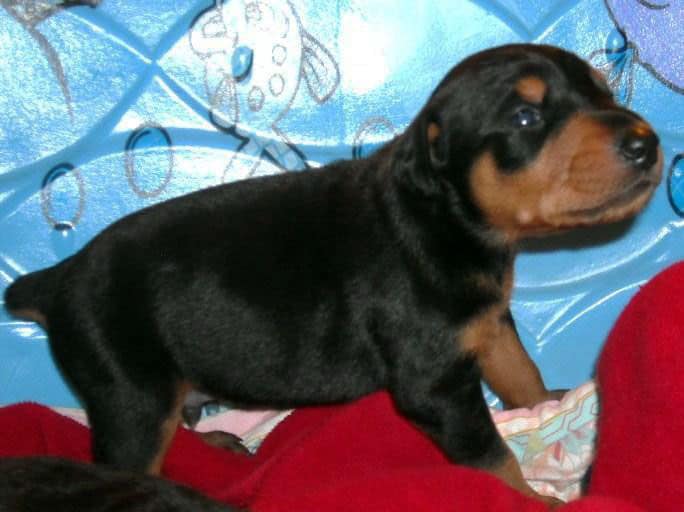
393 114 447 198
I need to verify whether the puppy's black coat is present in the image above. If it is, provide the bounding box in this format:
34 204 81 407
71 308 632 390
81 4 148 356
4 44 662 501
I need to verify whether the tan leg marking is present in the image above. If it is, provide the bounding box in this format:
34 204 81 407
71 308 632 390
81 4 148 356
9 308 48 328
477 315 550 409
460 269 554 409
147 382 192 475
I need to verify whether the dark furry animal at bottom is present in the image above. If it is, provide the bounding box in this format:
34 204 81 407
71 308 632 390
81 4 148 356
4 43 662 506
0 457 239 512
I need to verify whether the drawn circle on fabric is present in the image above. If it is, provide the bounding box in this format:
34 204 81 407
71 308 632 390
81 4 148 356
667 154 684 217
272 44 287 65
124 123 174 199
40 163 85 228
248 86 265 111
352 117 398 159
269 74 285 96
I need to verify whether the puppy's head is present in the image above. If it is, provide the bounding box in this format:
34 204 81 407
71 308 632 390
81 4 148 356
398 44 662 242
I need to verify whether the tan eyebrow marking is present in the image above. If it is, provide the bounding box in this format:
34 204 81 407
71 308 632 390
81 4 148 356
515 76 547 104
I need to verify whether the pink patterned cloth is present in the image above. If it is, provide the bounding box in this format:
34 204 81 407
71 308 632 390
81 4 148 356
494 381 597 501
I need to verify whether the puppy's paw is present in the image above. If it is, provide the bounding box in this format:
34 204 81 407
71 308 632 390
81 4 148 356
198 431 251 455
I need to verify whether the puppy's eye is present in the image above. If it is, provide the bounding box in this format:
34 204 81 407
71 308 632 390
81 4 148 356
512 106 542 128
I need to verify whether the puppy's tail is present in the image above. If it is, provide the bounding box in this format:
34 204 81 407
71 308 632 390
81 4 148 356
3 267 58 327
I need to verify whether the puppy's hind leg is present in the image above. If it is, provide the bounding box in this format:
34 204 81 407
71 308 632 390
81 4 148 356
84 379 190 475
46 320 188 474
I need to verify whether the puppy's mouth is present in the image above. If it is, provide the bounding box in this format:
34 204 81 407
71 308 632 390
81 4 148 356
564 176 658 219
564 146 663 221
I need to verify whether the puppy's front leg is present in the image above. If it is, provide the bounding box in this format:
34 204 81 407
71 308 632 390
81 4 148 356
390 356 556 503
477 310 564 409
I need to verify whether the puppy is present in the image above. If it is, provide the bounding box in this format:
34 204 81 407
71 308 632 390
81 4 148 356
4 44 662 503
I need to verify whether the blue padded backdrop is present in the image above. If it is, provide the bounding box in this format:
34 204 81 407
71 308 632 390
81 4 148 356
1 0 683 408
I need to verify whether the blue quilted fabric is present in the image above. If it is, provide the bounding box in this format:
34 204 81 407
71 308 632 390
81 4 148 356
1 0 682 407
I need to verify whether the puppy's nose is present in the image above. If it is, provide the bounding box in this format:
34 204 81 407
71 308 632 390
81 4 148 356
619 123 659 171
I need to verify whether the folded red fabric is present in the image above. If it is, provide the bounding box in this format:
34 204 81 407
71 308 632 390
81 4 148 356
2 261 683 511
0 397 547 511
589 260 684 510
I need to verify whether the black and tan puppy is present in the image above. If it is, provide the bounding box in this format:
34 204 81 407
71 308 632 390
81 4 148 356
4 44 662 503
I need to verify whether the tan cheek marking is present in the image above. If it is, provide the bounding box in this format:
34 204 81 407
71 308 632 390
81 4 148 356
147 382 192 475
470 152 551 239
470 113 626 237
515 76 547 104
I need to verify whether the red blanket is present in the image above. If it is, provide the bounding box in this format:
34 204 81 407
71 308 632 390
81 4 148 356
2 261 684 511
